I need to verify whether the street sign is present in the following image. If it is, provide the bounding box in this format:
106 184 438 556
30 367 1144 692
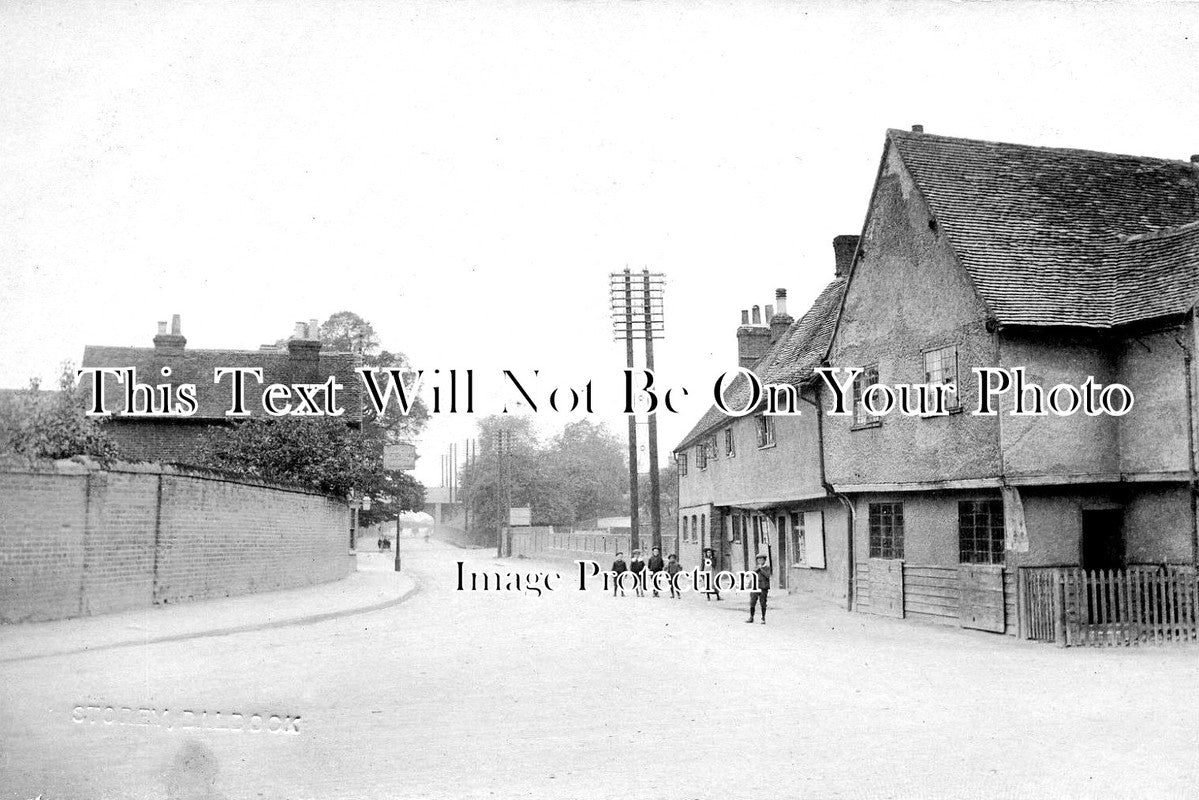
384 443 416 471
509 507 531 527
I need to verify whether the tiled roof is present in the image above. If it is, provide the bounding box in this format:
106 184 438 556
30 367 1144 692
80 346 363 421
889 129 1199 327
675 277 846 451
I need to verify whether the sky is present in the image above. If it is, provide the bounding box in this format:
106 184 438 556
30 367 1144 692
3 0 1199 488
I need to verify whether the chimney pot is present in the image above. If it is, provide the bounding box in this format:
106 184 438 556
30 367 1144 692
765 304 774 323
171 314 181 335
751 305 761 325
741 309 749 325
157 321 168 335
912 124 924 133
775 288 787 317
308 318 319 339
293 322 307 339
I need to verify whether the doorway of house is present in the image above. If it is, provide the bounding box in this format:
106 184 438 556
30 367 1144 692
774 514 788 590
1081 509 1125 571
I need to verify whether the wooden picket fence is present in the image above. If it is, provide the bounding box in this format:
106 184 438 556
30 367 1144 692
1018 566 1199 647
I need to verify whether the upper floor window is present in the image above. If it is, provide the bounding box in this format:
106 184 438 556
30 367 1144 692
708 436 719 462
724 427 736 458
959 499 1005 565
853 365 882 428
677 453 688 477
697 443 708 470
868 502 904 559
756 415 775 448
924 345 960 411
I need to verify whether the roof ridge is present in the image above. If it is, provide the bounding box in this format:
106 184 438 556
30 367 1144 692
887 128 1190 168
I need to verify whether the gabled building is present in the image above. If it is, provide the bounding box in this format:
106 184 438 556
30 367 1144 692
673 239 852 602
81 316 363 463
825 127 1199 634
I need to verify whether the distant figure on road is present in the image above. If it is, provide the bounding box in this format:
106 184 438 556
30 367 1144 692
612 552 628 597
702 547 721 602
747 553 771 624
629 550 646 597
665 553 682 599
647 546 665 597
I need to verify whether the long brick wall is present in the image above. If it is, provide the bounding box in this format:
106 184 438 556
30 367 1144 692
0 458 354 623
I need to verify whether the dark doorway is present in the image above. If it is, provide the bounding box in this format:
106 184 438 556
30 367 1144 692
776 515 788 589
1081 509 1125 571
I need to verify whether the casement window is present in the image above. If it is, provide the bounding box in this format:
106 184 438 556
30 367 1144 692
755 415 775 448
853 365 882 428
790 512 807 566
868 502 904 559
724 427 736 458
708 436 719 462
959 499 1005 565
678 453 688 477
923 345 960 410
697 443 708 470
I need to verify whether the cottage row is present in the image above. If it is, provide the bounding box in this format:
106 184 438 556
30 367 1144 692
674 126 1199 639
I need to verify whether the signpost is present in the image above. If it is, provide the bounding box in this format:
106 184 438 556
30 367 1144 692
385 443 417 572
509 507 531 527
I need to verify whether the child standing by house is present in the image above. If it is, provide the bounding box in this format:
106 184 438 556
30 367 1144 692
611 552 628 597
702 547 722 601
747 553 771 624
665 553 682 599
629 550 646 597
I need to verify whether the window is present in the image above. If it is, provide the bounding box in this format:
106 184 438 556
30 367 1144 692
708 436 719 462
697 443 708 470
691 515 698 543
868 502 904 559
959 499 1005 564
724 427 736 458
731 515 742 544
924 345 960 410
854 365 882 428
790 511 807 566
678 453 688 477
756 415 775 448
700 514 707 547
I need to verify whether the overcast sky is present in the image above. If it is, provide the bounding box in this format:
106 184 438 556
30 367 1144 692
3 1 1198 487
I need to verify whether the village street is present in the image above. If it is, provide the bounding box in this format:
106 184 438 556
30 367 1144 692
2 539 1197 800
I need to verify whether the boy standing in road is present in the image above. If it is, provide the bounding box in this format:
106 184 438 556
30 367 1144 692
629 550 646 597
647 546 665 597
747 553 771 624
665 553 682 598
612 552 628 597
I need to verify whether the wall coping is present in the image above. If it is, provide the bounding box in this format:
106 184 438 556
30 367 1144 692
0 455 348 503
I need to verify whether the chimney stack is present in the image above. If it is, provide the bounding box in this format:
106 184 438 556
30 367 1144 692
288 317 322 381
833 235 860 277
153 314 186 352
1191 154 1199 180
769 288 793 345
738 299 773 368
911 124 924 133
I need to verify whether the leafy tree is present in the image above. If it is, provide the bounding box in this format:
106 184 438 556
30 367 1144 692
0 362 119 460
460 417 627 533
192 417 379 497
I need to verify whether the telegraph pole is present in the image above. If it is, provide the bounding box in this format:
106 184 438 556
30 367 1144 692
642 269 662 551
623 270 640 552
610 267 665 554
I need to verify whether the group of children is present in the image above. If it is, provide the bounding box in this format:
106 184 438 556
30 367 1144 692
609 546 773 624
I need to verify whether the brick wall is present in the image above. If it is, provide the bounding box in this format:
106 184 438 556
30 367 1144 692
0 459 353 623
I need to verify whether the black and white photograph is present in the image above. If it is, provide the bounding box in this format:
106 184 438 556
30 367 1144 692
2 2 1198 798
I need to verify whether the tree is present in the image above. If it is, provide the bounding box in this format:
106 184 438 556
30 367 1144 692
0 362 120 460
192 417 379 497
460 417 628 533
